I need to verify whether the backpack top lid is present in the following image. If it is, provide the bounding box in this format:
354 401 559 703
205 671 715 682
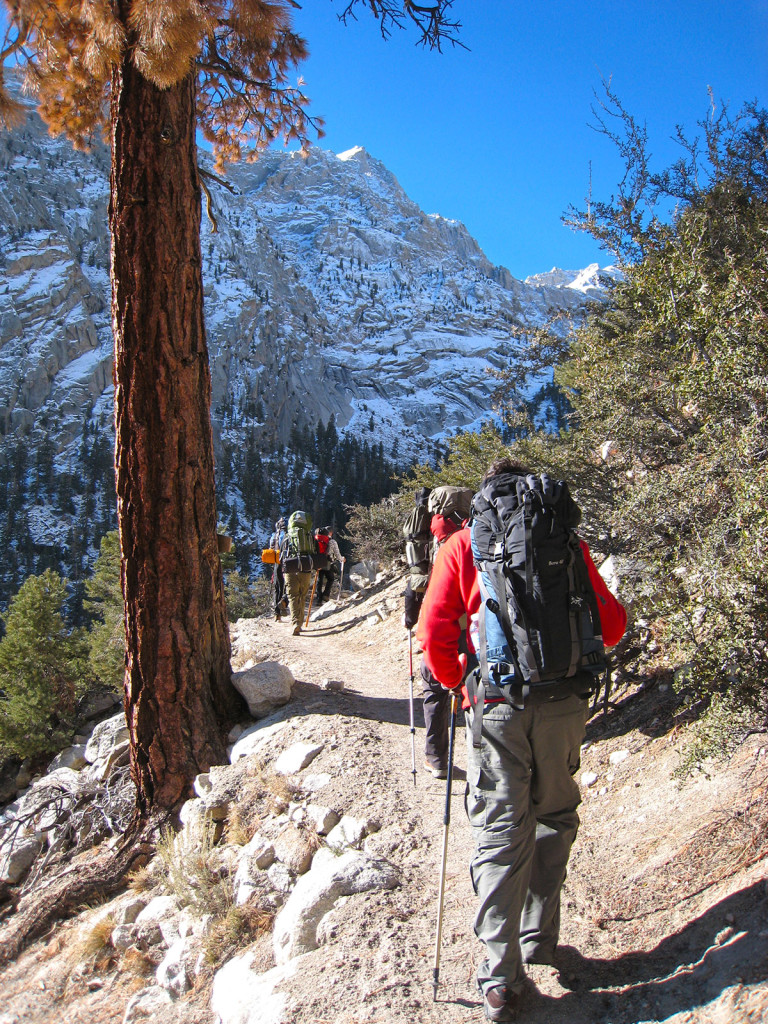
428 485 474 526
286 510 315 555
471 472 581 560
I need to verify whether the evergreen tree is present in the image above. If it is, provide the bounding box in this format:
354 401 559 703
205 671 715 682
0 570 89 760
223 570 260 622
84 532 125 695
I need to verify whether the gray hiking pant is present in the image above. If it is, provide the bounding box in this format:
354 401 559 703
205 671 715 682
465 695 588 996
421 661 451 770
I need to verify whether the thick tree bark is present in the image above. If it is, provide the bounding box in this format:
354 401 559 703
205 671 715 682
109 59 244 815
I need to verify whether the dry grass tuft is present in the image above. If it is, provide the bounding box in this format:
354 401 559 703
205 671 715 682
233 758 301 823
202 901 274 972
223 801 258 847
121 945 158 979
126 862 160 893
65 912 115 974
155 818 233 919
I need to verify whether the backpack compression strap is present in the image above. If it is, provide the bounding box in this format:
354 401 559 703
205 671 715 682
565 535 582 679
469 572 529 748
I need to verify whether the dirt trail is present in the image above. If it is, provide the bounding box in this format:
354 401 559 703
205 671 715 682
1 570 767 1024
230 572 768 1024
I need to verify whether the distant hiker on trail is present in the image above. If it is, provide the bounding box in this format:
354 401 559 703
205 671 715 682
418 458 627 1022
315 526 345 605
402 485 473 779
269 517 288 621
281 510 316 636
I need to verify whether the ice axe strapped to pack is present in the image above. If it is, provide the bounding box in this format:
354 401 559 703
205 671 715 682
467 472 606 746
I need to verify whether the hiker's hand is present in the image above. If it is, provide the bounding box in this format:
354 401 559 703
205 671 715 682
458 653 468 676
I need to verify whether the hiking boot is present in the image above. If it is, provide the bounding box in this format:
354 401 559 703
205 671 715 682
483 985 519 1021
424 761 448 779
274 611 283 621
292 625 301 636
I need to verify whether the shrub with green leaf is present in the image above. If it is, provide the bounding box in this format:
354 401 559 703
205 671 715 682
559 95 768 712
344 492 413 565
480 92 768 752
0 569 90 760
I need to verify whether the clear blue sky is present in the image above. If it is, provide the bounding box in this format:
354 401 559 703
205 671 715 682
2 2 766 278
287 0 767 278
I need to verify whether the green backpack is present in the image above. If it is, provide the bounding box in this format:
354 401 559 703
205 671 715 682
286 510 315 556
428 485 474 526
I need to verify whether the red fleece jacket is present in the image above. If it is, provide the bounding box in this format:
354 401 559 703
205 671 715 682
417 528 627 692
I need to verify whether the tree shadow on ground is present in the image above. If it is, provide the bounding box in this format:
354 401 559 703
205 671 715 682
585 677 688 747
290 681 470 759
506 879 768 1023
302 614 377 635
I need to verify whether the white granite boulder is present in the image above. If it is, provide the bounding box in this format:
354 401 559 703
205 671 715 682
325 814 369 852
272 850 399 963
229 715 291 763
156 935 194 997
123 985 172 1022
274 742 323 776
348 560 379 590
211 955 296 1024
84 712 129 764
47 744 88 773
0 835 43 884
231 661 294 719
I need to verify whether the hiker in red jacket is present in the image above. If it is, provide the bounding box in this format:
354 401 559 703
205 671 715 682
403 486 473 778
315 526 344 605
417 458 627 1022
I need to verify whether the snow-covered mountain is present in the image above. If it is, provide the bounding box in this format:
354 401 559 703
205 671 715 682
0 78 613 467
0 75 617 596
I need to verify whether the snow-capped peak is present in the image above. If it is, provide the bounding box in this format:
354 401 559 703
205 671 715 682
337 146 366 162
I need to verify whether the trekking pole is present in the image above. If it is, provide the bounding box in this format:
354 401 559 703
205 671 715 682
336 558 345 602
305 570 319 627
408 630 417 787
433 690 459 1001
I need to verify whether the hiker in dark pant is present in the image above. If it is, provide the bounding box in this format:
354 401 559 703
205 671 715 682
403 486 472 778
269 518 287 620
315 526 344 605
418 458 627 1022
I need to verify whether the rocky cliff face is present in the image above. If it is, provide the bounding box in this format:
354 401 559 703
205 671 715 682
0 77 616 592
0 79 611 473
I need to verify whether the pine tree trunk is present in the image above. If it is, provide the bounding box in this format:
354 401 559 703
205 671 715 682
109 59 243 815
